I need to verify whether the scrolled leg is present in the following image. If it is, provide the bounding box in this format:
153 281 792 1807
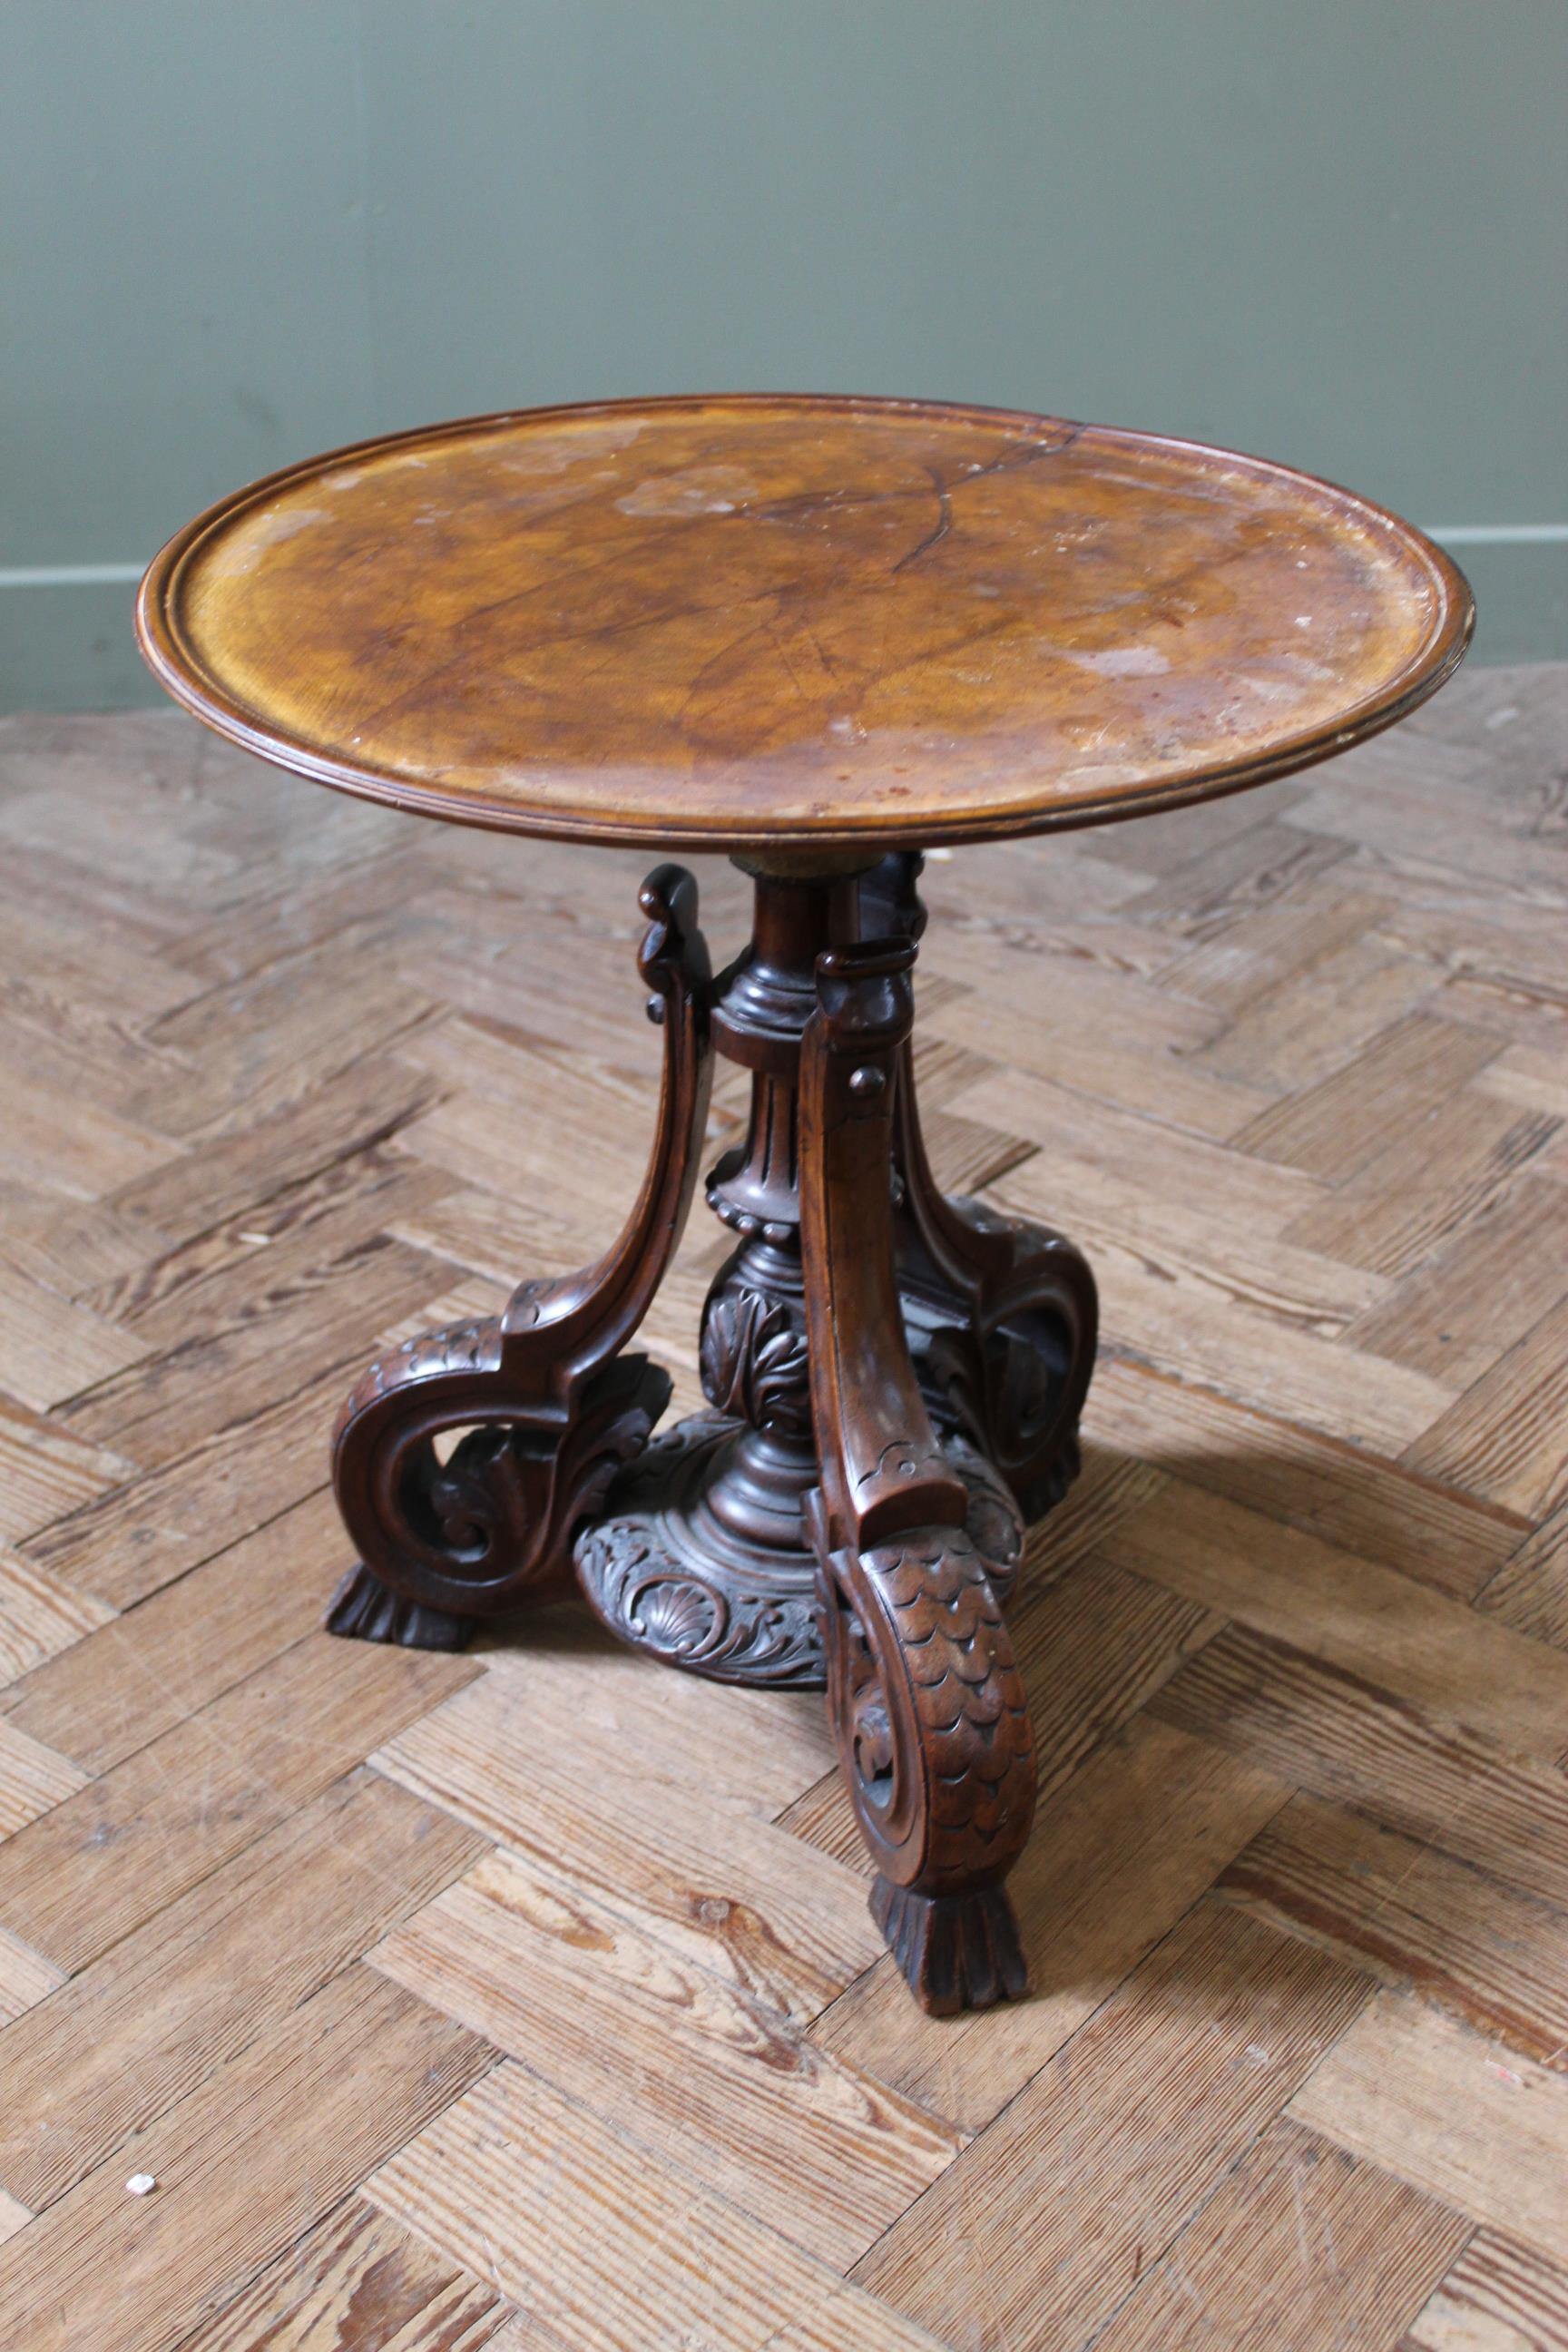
799 933 1036 2014
860 851 1099 1522
328 1326 671 1646
328 865 712 1646
905 1193 1098 1523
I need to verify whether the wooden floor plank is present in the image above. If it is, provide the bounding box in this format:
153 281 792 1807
58 1235 459 1470
107 1054 441 1246
1476 1505 1568 1648
165 836 433 985
0 1633 476 1972
89 1148 451 1346
370 1846 962 2266
1284 754 1568 905
5 1489 352 1773
0 1398 132 1548
0 1182 162 1305
0 1719 87 1840
1098 1476 1568 1759
1152 1629 1568 1910
1403 2229 1568 2352
368 2062 948 2352
1344 1171 1568 1387
387 1181 602 1289
0 1254 151 1413
993 1146 1392 1331
1220 1791 1568 2064
132 919 439 1139
408 1606 838 1821
0 1548 113 1685
928 960 1264 1140
1233 1009 1500 1181
1044 1235 1457 1452
1112 813 1353 940
0 1036 177 1197
753 2290 963 2352
0 1930 65 2027
373 1645 879 2021
1291 1992 1568 2262
0 1769 485 2210
1477 1039 1568 1122
850 1901 1374 2352
0 669 1561 2343
1284 1093 1562 1279
1017 1446 1171 1585
0 1966 494 2352
168 2196 508 2352
1090 2117 1469 2352
1084 1355 1526 1599
953 1063 1327 1229
20 1371 346 1609
1404 1295 1568 1519
1153 884 1388 1018
1191 929 1439 1095
395 1016 669 1229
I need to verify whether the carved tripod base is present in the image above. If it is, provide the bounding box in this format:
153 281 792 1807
574 1410 822 1686
326 853 1098 2015
573 1408 1024 1689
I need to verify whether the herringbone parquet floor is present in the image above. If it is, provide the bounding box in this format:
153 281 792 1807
0 661 1565 2352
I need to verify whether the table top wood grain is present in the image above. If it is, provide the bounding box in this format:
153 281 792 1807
137 393 1473 854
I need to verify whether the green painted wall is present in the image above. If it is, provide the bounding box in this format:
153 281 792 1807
5 0 1563 709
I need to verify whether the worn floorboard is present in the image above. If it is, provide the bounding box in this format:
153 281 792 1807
0 669 1563 2348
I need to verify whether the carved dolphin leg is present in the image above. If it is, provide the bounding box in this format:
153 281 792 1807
799 936 1036 2014
860 851 1099 1523
328 865 713 1649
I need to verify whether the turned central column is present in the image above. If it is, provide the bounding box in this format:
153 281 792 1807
571 861 875 1685
699 867 867 1554
571 853 1056 1690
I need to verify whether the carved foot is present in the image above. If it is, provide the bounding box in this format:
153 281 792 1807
324 1562 474 1651
818 1522 1038 1978
871 1878 1029 2016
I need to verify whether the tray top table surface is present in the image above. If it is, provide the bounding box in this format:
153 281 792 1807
137 393 1472 855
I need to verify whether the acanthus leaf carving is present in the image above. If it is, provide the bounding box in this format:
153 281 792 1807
699 1285 813 1436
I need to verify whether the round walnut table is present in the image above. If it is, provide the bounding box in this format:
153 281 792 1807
138 395 1472 2014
